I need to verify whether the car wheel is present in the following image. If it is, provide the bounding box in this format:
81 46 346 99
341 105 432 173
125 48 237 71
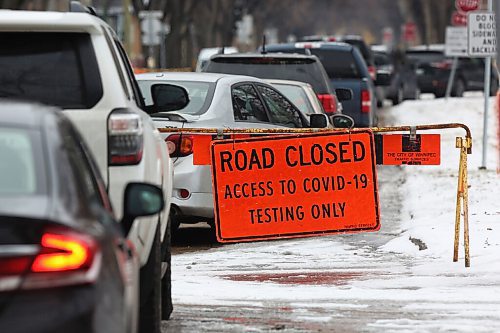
490 78 498 96
161 217 173 320
391 86 404 105
170 207 181 233
139 224 161 333
407 87 420 100
452 79 465 97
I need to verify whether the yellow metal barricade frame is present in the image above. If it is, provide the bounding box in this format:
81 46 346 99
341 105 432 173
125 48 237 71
159 123 472 267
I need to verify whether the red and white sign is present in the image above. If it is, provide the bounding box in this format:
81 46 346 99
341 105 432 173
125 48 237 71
452 11 468 26
456 0 480 13
403 22 417 42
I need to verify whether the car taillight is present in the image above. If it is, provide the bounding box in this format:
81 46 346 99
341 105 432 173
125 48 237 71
108 109 143 166
368 65 377 81
165 134 194 157
31 233 94 272
0 228 101 291
361 90 371 113
317 94 337 115
430 60 452 70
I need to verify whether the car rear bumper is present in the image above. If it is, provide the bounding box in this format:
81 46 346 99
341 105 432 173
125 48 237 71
0 285 126 333
171 191 214 222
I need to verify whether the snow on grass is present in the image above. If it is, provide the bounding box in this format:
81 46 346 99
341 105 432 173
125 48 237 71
381 94 500 274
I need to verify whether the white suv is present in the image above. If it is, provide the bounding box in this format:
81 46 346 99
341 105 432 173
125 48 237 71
0 7 180 332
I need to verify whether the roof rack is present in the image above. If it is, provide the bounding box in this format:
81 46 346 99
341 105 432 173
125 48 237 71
69 1 97 16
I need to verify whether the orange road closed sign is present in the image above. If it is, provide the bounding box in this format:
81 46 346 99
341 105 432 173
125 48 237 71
210 130 380 243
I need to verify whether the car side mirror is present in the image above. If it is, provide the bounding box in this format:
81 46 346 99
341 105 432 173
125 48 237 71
309 114 328 128
331 114 354 129
375 70 391 86
150 84 189 112
121 183 164 236
335 88 353 101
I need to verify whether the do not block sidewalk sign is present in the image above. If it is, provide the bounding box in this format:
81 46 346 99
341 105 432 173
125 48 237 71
210 130 380 243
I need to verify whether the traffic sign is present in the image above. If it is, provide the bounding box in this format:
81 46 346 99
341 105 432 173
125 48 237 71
451 11 468 26
210 130 380 243
467 11 496 57
403 22 417 42
375 134 441 165
445 26 468 56
456 0 480 13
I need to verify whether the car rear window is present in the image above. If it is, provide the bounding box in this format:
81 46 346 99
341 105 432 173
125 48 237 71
0 128 46 195
406 51 446 64
0 32 103 109
341 39 373 63
309 49 362 79
206 57 330 94
138 80 216 115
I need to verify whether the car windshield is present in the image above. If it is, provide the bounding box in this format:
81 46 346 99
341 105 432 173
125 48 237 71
138 80 216 115
0 127 46 195
206 58 330 94
0 32 103 109
271 83 315 116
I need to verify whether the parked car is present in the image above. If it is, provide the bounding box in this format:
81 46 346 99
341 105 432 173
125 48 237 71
0 7 185 331
195 46 238 72
136 72 346 230
373 49 420 105
262 42 388 127
406 45 499 97
0 101 164 333
203 52 350 116
299 35 378 81
265 79 333 127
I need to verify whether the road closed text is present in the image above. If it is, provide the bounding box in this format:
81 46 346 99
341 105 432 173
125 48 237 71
219 140 366 172
211 131 380 243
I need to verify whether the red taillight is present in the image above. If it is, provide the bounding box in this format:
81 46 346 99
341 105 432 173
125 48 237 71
31 233 94 273
368 65 377 81
317 94 337 115
0 256 33 276
108 109 144 166
165 134 194 157
361 90 371 113
430 61 452 70
0 229 101 291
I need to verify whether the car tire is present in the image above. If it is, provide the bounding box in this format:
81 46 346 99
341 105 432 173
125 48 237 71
161 217 173 320
391 86 404 105
139 224 161 333
407 87 420 100
452 79 465 97
490 78 498 96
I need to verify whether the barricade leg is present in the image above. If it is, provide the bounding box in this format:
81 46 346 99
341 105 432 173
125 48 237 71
454 137 471 267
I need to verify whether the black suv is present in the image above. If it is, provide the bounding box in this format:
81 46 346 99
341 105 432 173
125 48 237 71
203 53 349 117
406 47 499 97
373 49 420 105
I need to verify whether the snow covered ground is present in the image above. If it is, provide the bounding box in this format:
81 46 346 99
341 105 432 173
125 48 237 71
167 94 500 332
